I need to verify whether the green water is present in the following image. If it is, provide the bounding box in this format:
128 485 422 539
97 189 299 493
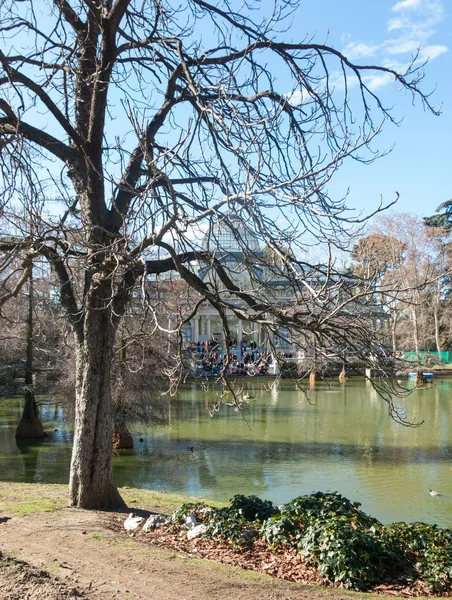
1 379 452 528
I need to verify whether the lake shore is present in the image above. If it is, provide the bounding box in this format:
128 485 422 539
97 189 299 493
0 482 437 600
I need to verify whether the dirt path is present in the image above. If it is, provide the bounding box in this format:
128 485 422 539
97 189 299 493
0 483 419 600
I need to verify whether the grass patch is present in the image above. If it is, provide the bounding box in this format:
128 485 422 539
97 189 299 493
0 482 223 517
91 532 109 543
119 487 224 514
0 482 67 516
3 498 65 517
90 532 137 548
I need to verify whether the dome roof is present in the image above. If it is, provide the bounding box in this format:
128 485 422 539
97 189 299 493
203 215 261 253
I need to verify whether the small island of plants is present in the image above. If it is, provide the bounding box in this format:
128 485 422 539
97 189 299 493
126 492 452 596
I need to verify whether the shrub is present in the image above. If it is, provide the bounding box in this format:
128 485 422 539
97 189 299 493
382 522 452 593
171 502 210 523
171 492 452 593
203 495 277 548
261 492 395 590
204 507 258 548
229 494 278 522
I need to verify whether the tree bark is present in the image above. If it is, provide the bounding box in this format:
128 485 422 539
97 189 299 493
112 339 134 450
411 305 420 361
15 389 44 438
112 430 134 449
390 311 398 355
16 272 44 439
433 307 441 354
433 280 442 354
68 307 126 509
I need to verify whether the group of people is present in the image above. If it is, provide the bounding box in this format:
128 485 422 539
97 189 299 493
184 338 269 376
184 338 295 377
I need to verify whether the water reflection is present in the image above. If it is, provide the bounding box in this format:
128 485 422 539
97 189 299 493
1 380 452 526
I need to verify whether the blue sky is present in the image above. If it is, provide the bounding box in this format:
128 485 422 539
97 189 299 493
294 0 450 220
3 0 449 226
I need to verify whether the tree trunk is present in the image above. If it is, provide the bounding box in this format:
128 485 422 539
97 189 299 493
433 307 442 354
390 314 397 355
16 389 44 438
112 429 134 449
434 281 442 354
68 309 126 510
309 370 316 388
16 272 44 438
411 305 420 362
112 339 134 450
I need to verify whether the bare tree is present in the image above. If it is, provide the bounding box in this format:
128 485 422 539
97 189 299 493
0 0 437 509
424 227 452 354
364 214 450 358
352 232 406 354
15 266 45 437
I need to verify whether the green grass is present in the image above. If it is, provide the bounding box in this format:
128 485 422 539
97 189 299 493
0 482 442 600
0 483 67 516
0 481 223 517
119 487 224 514
89 532 133 547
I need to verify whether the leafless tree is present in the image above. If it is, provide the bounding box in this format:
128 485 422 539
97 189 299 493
357 214 452 357
0 0 438 509
352 232 407 354
425 227 452 353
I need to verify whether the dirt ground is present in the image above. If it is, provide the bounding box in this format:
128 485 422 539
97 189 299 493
0 483 430 600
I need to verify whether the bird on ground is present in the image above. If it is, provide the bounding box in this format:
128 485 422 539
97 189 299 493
428 489 441 496
124 513 145 531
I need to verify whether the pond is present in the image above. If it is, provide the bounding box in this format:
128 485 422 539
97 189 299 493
1 378 452 527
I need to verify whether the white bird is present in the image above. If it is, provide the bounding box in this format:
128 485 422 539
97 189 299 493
184 514 198 530
124 513 145 531
428 489 440 497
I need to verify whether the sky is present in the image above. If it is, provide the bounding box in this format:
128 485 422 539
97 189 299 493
2 0 449 228
292 0 451 221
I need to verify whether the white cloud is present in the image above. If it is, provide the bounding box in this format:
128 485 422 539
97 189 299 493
387 17 406 31
386 0 448 65
363 72 395 91
286 86 324 106
392 0 423 12
419 44 448 60
342 42 379 60
385 39 420 55
286 89 304 106
341 0 447 92
389 0 446 33
328 73 360 92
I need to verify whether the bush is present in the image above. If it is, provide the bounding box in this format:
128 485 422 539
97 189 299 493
261 492 395 590
204 507 258 548
229 494 278 522
295 518 396 589
171 501 210 522
282 491 380 528
171 492 452 593
381 522 452 593
204 495 277 548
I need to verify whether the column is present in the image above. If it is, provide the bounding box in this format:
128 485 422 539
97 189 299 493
237 319 243 349
206 315 211 339
192 316 199 342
